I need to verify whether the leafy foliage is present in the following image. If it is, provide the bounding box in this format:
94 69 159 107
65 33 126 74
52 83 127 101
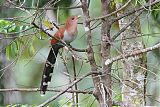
0 20 34 59
152 2 160 21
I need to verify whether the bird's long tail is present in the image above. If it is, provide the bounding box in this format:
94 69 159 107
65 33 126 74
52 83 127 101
40 44 63 95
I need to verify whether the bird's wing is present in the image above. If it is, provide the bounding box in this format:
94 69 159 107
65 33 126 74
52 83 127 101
50 27 65 45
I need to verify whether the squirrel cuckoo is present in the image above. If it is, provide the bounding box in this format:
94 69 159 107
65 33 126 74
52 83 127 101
40 16 79 95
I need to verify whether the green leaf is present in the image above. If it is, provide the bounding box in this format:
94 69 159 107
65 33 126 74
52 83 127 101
8 23 16 32
40 31 48 39
43 20 54 30
6 40 20 60
10 42 17 59
114 0 123 3
0 20 12 33
6 44 11 60
118 94 122 101
20 105 28 107
28 44 35 57
151 2 160 20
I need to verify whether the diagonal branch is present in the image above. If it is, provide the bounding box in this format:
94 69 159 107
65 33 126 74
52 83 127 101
89 0 132 21
88 0 160 22
32 22 87 52
112 0 160 23
105 43 160 65
111 10 144 41
37 71 102 107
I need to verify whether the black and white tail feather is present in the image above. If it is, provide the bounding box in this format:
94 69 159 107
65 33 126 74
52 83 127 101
40 44 63 95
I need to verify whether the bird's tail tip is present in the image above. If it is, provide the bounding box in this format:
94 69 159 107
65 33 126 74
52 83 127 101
40 91 45 97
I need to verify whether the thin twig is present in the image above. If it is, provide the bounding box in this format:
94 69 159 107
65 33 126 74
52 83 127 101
112 0 160 23
2 4 82 10
0 88 93 94
89 0 132 22
59 51 75 106
111 10 144 41
88 0 160 22
32 22 87 52
37 71 102 107
72 56 78 107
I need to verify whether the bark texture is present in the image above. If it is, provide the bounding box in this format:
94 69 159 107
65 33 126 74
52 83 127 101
100 0 112 107
116 2 147 106
81 0 112 106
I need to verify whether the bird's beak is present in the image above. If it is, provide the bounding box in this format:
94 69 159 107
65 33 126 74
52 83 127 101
77 15 81 19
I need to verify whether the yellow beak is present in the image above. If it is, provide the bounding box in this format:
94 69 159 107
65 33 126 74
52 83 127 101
77 15 81 19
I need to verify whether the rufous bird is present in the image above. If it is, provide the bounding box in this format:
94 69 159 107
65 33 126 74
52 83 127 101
40 16 79 95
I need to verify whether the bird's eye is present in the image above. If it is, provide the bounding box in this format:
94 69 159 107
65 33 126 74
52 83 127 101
71 17 75 20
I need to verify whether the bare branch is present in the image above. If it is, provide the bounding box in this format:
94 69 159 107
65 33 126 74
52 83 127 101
112 0 160 23
0 88 93 94
2 5 82 10
88 0 160 22
100 0 112 106
80 0 100 87
89 0 132 21
105 43 160 65
37 71 102 107
32 22 87 52
72 57 79 107
111 10 144 41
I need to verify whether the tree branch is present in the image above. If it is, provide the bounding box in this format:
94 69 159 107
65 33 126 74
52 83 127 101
105 43 160 65
100 0 112 106
111 10 144 41
0 88 93 94
112 0 160 23
80 0 101 101
2 5 82 10
89 0 132 21
37 71 102 107
88 0 160 22
31 22 87 52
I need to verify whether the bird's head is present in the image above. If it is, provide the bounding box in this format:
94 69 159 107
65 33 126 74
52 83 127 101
65 16 80 31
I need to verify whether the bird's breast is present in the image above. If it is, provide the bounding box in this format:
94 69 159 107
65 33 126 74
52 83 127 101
63 30 77 44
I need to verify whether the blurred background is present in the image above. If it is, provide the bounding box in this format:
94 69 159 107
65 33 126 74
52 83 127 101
0 0 160 106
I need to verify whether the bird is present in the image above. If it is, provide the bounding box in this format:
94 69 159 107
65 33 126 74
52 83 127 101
40 16 79 95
